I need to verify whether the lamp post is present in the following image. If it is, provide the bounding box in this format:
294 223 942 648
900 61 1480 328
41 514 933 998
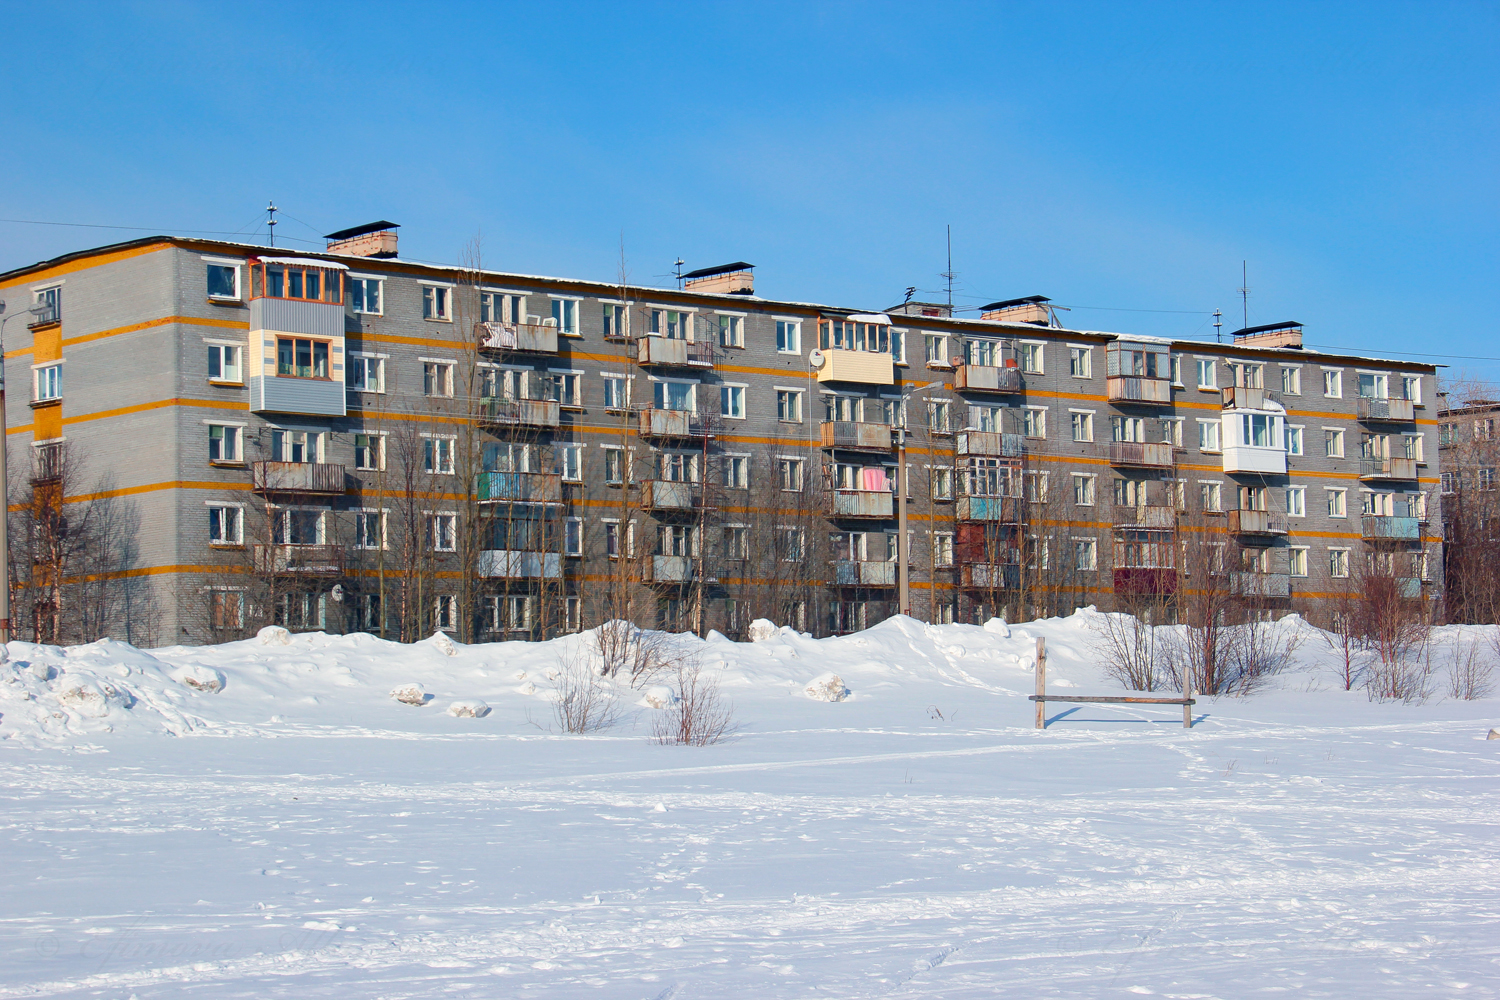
897 381 952 619
0 300 43 645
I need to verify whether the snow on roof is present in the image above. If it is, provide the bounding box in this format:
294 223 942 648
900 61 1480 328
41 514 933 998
846 313 892 325
253 255 349 270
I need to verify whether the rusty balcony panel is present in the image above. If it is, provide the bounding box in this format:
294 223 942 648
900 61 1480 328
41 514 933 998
955 495 1023 523
252 461 346 495
637 407 710 439
479 397 561 429
1107 376 1172 404
1108 441 1175 468
637 336 714 368
642 479 700 511
956 431 1025 458
833 560 898 586
1228 509 1289 535
475 471 563 504
819 421 893 452
476 322 559 355
1231 572 1292 598
1359 456 1418 481
960 562 1021 590
1356 396 1416 423
954 365 1023 394
253 544 345 576
824 489 894 519
1112 505 1178 529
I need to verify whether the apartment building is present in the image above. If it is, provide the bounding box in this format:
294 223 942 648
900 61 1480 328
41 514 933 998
0 228 1442 644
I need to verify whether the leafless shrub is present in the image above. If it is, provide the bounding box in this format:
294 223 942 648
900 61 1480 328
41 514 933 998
553 646 622 733
652 657 735 746
1090 611 1162 691
1364 641 1434 704
1221 616 1303 695
1321 605 1363 691
1447 629 1497 701
592 620 671 688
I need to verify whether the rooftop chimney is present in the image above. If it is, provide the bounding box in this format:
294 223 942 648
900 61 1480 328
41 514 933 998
1231 321 1303 350
325 221 400 259
682 261 754 295
980 295 1053 326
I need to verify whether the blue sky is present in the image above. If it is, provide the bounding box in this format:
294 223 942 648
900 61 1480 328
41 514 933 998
1 1 1495 375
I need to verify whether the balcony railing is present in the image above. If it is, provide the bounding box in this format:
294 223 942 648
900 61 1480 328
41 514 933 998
1108 441 1175 468
253 544 345 575
28 300 60 327
954 365 1023 394
956 431 1025 458
642 479 701 511
1106 376 1172 404
252 461 346 495
476 321 559 354
637 407 711 439
1356 396 1416 423
1359 456 1418 480
637 336 714 368
476 549 563 579
960 562 1021 590
1112 505 1178 529
834 560 898 586
1231 572 1292 598
475 471 563 504
1361 515 1421 542
478 397 561 429
645 554 696 584
820 421 893 452
956 494 1023 523
824 489 894 519
1228 509 1289 535
1221 386 1279 410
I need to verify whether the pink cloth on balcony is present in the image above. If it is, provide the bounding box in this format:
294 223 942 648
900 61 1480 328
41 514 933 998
862 467 888 492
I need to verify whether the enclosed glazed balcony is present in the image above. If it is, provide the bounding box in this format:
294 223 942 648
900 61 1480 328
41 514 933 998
477 321 558 355
1359 457 1418 481
638 406 711 440
252 461 346 496
1228 509 1289 536
1112 505 1177 529
814 348 895 386
1108 442 1175 469
820 421 893 452
956 494 1024 523
1230 572 1292 598
637 336 714 368
253 544 345 576
824 489 894 519
834 560 898 586
479 397 561 430
1361 515 1421 542
956 431 1025 458
1356 397 1416 424
476 550 563 579
1222 406 1288 476
475 471 563 504
642 479 701 512
954 364 1023 394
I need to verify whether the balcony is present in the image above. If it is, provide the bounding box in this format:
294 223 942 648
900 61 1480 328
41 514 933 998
815 348 895 386
834 560 898 586
251 375 347 418
956 495 1023 523
820 421 893 452
954 365 1023 394
476 549 562 580
1359 457 1418 481
960 562 1021 590
1396 578 1423 599
956 431 1025 458
1113 567 1177 596
252 461 346 496
1220 386 1278 410
1108 442 1175 469
645 554 695 585
1112 505 1178 529
477 321 558 355
479 397 561 430
475 471 563 504
638 407 711 440
824 489 894 519
637 336 714 368
1361 515 1421 542
1106 376 1172 405
253 544 344 576
28 302 60 327
1231 572 1292 598
1228 509 1289 536
642 479 701 512
1356 396 1416 424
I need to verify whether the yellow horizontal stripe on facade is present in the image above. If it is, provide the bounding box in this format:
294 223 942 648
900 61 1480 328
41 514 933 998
5 314 250 359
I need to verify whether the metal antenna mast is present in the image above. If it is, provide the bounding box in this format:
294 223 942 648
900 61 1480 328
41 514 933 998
940 225 956 309
1238 260 1250 330
673 258 685 289
1213 308 1223 343
266 201 278 247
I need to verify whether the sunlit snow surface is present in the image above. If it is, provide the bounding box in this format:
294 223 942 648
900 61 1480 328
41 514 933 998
0 611 1496 998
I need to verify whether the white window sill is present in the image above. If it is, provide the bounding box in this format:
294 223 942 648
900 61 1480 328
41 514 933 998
424 317 453 323
208 378 244 387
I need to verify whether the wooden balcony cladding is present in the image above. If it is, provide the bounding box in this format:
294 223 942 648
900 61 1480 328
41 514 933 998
953 365 1023 394
1230 572 1292 598
1106 376 1172 404
1112 505 1178 529
1108 441 1175 468
637 336 714 368
475 471 563 504
955 495 1023 523
815 349 894 386
252 461 346 495
960 562 1021 590
642 479 701 511
956 431 1025 458
476 550 563 579
1227 509 1289 536
252 544 345 575
638 407 711 440
820 421 893 452
1358 457 1418 481
833 560 898 586
1361 515 1421 542
476 322 558 355
1356 397 1416 423
824 489 894 519
479 397 561 429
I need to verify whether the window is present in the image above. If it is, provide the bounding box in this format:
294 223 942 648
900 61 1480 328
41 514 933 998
348 276 382 314
481 291 525 325
208 424 241 462
776 320 801 354
649 308 693 340
416 285 449 321
277 338 330 379
1357 372 1389 399
1323 369 1342 398
208 504 242 545
778 457 804 492
723 454 748 489
1288 547 1308 577
600 302 627 338
427 513 457 551
653 379 695 412
1200 481 1222 513
604 447 627 485
209 589 245 630
551 298 579 335
558 443 583 482
1074 538 1098 571
206 262 240 300
1113 416 1146 443
1022 407 1046 438
346 354 384 392
1284 425 1303 455
1198 419 1221 452
1479 419 1495 441
657 452 698 483
423 361 454 397
34 364 62 401
1324 428 1345 458
718 315 744 348
774 389 803 423
565 517 583 557
354 510 386 550
926 399 952 435
1072 473 1096 506
432 595 457 631
1229 362 1264 389
723 525 749 560
1402 376 1422 405
1196 359 1216 389
604 520 623 558
1402 433 1424 463
550 370 583 407
424 436 455 475
1281 367 1301 395
776 526 804 561
1019 342 1044 374
564 596 582 632
274 508 322 545
594 373 625 410
889 328 905 363
1162 417 1183 448
1286 486 1306 517
1441 471 1457 494
1440 422 1459 446
1478 467 1496 491
925 334 950 366
1025 470 1049 502
931 466 954 501
1069 347 1091 378
720 384 746 419
1071 412 1093 443
1329 548 1351 579
1170 354 1184 386
207 344 242 382
658 524 694 557
271 429 319 463
1327 488 1347 518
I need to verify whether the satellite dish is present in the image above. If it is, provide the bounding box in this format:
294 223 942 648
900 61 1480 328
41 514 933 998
808 349 825 369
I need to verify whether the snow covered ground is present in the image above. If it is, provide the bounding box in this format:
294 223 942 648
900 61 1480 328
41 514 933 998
0 611 1496 998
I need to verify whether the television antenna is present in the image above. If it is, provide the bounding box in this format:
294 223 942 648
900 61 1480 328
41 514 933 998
266 201 278 247
1213 308 1223 343
940 225 957 309
1238 260 1250 330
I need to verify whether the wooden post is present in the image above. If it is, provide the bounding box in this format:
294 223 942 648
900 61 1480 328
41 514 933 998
1183 685 1193 729
1035 636 1046 730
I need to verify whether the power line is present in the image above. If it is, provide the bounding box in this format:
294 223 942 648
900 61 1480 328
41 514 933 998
0 216 321 245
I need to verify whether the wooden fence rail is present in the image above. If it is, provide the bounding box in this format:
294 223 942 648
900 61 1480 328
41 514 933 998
1028 637 1195 728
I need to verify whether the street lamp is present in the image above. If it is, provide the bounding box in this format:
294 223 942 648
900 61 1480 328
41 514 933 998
897 381 954 619
0 299 45 645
